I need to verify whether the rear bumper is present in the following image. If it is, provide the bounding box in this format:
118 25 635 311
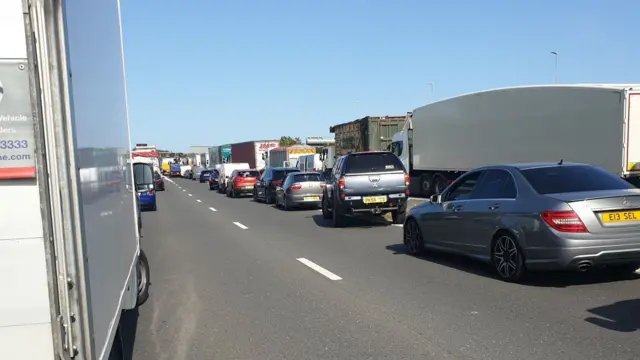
525 234 640 270
289 193 322 205
234 185 255 194
338 194 407 214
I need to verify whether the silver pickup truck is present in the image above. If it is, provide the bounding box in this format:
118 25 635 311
321 151 410 227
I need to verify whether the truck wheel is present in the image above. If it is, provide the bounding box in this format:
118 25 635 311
420 174 432 196
136 250 150 307
392 203 407 224
151 201 157 211
321 196 331 219
432 175 448 195
332 203 346 227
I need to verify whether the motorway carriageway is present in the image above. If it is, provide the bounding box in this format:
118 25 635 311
129 177 640 360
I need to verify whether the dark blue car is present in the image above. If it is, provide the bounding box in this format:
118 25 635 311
207 169 220 190
133 162 157 211
200 169 214 183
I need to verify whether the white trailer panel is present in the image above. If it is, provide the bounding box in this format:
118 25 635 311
254 140 278 170
411 85 640 176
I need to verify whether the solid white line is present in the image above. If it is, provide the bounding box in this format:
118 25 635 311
233 222 248 230
296 258 342 281
209 207 217 212
188 194 193 197
196 199 201 202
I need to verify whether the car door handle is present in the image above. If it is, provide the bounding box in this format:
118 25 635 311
488 204 500 210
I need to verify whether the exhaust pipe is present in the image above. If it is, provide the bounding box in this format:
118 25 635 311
577 260 593 272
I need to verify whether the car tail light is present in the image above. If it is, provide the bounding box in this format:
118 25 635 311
272 180 282 186
338 177 345 191
147 190 153 195
541 210 588 233
320 183 325 188
290 183 302 190
404 173 410 186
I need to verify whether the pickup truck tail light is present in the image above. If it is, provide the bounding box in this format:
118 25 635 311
541 210 588 233
290 183 302 190
320 183 325 188
338 177 345 190
404 173 410 186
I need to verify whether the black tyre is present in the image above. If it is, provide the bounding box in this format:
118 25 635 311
136 250 150 307
151 201 157 212
331 201 346 227
265 189 274 204
491 232 525 282
321 196 331 219
391 202 407 224
403 218 424 255
283 195 291 210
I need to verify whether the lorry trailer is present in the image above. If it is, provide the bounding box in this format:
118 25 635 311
0 0 150 359
392 85 640 197
231 140 278 170
265 145 316 168
329 115 407 156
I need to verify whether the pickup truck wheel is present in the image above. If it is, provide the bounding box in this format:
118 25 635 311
392 202 407 224
332 203 346 227
136 250 150 307
321 197 331 219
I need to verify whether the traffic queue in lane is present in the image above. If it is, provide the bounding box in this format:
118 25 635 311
179 151 640 284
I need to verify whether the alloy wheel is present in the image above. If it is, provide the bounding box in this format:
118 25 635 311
493 235 521 279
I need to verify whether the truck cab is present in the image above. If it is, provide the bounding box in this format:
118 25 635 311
391 130 410 172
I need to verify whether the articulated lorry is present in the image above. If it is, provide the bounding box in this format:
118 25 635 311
392 85 640 197
0 1 150 359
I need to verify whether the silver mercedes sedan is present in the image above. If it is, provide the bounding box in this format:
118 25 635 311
403 162 640 282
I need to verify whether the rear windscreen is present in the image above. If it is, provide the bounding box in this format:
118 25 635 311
133 163 154 191
293 173 322 182
344 153 405 174
273 169 298 180
237 170 259 178
520 165 635 194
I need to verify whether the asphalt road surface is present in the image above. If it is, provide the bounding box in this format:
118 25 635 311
128 177 640 360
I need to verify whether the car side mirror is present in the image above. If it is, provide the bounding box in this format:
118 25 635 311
429 194 441 203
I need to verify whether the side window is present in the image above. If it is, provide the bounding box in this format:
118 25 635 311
390 141 404 157
443 171 482 202
332 158 342 179
230 170 237 179
472 169 517 199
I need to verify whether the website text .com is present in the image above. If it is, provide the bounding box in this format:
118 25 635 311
0 154 31 161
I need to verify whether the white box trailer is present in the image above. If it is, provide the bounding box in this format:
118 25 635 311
0 0 149 359
392 85 640 197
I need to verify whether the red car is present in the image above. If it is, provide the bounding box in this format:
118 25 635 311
226 169 259 197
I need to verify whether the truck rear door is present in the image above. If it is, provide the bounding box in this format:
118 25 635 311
626 91 640 175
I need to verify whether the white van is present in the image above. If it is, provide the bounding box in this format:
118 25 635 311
218 163 250 193
296 154 322 172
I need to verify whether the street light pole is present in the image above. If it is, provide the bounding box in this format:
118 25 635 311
550 51 559 84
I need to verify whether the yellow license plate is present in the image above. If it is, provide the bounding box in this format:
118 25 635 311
304 196 320 201
363 196 387 204
244 185 254 189
600 210 640 223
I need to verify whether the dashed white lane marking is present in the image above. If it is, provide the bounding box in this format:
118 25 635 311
392 224 403 227
182 189 186 192
196 199 201 202
296 258 342 281
209 207 217 212
233 222 248 230
188 194 193 197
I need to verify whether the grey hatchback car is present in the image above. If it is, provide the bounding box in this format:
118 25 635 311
275 172 324 210
403 162 640 282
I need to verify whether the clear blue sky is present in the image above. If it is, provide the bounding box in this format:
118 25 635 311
120 0 640 151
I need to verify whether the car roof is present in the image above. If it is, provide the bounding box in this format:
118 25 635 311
270 167 299 171
472 162 589 172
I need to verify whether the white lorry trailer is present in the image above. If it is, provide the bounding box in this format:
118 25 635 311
392 85 640 197
0 0 150 359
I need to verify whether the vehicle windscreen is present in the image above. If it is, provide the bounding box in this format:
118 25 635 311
520 165 635 195
237 170 259 178
293 173 322 182
344 153 405 174
273 169 298 180
133 163 154 191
